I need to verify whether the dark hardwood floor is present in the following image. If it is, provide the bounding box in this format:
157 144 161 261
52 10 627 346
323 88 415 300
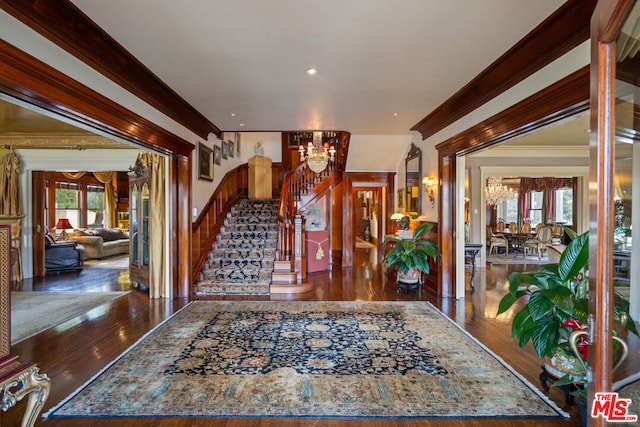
4 249 637 426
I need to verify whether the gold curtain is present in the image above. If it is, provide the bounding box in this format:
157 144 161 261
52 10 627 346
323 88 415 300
142 153 166 299
62 171 86 180
0 149 22 216
92 172 118 229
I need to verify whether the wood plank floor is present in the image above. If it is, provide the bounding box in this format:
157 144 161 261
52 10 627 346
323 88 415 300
4 250 637 426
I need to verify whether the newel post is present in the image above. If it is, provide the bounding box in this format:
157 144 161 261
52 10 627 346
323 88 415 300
294 214 306 283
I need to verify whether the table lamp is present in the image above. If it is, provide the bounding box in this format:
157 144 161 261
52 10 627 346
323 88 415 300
55 218 73 240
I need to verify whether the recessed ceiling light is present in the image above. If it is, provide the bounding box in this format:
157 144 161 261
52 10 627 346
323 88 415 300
393 112 399 117
306 67 318 75
230 113 236 117
239 123 245 127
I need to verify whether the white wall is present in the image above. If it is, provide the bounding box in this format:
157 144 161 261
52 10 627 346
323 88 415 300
191 132 282 218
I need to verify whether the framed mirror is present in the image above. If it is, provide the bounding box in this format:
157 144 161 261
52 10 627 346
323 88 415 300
405 143 422 216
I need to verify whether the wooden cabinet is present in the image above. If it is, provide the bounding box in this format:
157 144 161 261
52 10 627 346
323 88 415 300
128 166 150 291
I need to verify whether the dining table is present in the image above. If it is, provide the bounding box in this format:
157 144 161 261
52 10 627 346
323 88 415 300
500 230 536 255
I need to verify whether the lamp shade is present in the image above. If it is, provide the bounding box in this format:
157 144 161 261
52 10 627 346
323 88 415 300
55 218 73 230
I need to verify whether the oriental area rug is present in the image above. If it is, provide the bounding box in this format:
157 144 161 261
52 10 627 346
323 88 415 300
46 301 568 420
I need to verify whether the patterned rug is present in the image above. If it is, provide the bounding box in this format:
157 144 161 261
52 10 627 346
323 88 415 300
613 372 640 425
196 199 277 295
46 301 568 420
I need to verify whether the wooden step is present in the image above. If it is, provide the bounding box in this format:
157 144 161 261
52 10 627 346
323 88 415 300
271 270 297 284
270 281 313 294
273 260 292 272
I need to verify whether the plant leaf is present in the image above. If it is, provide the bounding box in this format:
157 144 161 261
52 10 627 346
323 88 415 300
558 231 588 282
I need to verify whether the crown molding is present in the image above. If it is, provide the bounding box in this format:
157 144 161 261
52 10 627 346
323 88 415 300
0 134 135 150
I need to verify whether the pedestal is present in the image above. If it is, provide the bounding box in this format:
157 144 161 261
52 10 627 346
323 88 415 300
248 156 272 199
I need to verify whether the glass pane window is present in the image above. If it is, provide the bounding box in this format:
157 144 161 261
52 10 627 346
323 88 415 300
554 187 573 225
528 191 543 227
87 184 105 228
55 183 80 229
504 198 519 224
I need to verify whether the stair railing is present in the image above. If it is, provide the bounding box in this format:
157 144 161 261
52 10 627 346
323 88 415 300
191 165 248 284
275 132 351 282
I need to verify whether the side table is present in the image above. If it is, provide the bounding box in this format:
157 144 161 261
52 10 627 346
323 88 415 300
464 244 483 291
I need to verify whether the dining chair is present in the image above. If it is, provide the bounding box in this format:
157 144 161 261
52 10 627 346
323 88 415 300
520 223 531 234
487 225 509 255
496 221 505 232
551 223 564 244
508 222 517 233
524 225 553 259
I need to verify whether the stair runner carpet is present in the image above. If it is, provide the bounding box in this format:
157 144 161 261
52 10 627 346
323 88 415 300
196 199 278 296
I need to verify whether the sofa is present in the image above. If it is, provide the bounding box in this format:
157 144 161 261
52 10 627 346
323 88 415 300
44 231 84 272
69 227 130 259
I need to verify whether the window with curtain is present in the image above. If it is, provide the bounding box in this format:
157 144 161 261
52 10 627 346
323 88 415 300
520 177 575 228
48 177 106 230
528 191 543 226
55 182 80 229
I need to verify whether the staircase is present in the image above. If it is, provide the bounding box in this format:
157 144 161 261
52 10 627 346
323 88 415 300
196 199 278 296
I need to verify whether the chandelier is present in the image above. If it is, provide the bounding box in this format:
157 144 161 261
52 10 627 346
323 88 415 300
298 131 336 174
485 176 514 205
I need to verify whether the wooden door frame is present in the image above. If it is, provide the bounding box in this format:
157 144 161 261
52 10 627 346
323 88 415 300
343 172 395 267
0 39 192 299
435 67 590 296
590 1 636 424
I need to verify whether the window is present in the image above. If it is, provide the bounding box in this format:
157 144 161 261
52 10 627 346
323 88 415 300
553 187 573 225
46 174 107 231
528 191 543 227
87 184 105 228
55 182 80 229
496 197 519 225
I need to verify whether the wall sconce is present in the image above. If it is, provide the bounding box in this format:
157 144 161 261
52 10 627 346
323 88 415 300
422 176 436 207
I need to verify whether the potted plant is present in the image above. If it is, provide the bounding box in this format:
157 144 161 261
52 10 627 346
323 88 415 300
383 221 438 289
497 229 638 406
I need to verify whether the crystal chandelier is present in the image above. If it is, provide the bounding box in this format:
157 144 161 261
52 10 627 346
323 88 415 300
298 131 336 174
485 176 513 205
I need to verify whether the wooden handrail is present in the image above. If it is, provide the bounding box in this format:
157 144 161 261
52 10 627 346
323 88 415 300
192 162 283 287
275 132 351 282
191 165 248 284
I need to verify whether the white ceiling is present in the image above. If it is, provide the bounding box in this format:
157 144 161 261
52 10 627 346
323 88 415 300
69 0 566 135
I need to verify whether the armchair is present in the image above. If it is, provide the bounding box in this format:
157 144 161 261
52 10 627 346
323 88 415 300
486 225 509 255
44 232 84 273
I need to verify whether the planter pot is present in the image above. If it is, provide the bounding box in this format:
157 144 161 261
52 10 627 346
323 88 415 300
396 268 421 293
543 347 587 384
397 268 420 284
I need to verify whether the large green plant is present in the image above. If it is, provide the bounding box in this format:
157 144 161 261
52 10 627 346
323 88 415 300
497 229 638 360
383 221 438 274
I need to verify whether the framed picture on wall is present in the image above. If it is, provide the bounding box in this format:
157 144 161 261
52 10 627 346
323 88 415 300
398 189 404 208
222 140 228 159
236 132 241 157
197 142 213 181
228 140 234 158
214 145 221 165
